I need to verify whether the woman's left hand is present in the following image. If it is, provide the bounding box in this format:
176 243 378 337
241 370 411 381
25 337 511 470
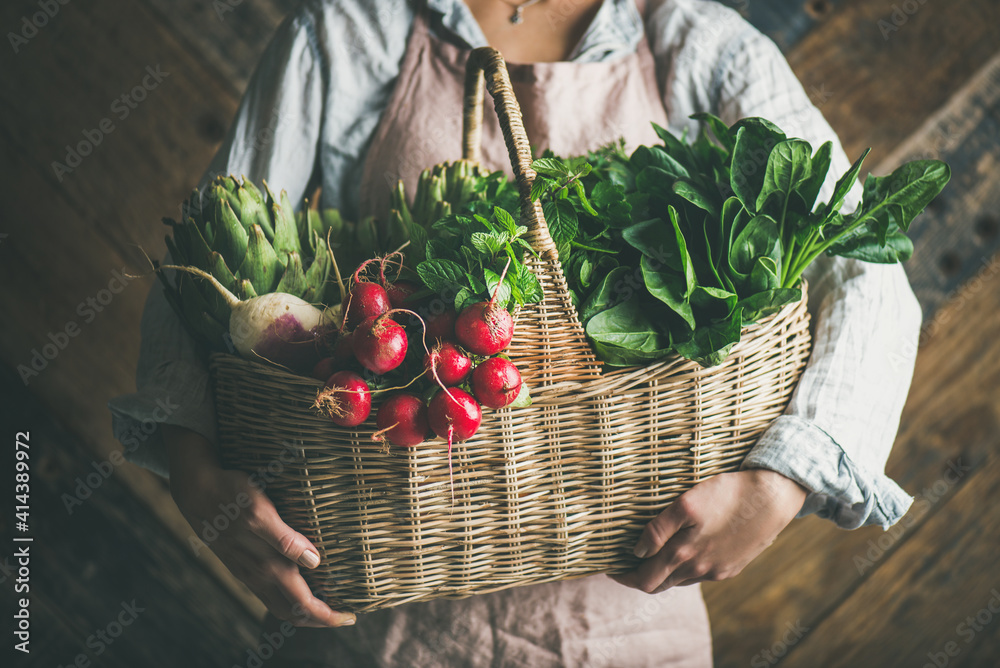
610 469 808 594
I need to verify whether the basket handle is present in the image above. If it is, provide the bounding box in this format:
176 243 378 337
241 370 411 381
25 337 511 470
462 47 558 262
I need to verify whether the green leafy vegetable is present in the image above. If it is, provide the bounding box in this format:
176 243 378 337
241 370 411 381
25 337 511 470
529 113 950 368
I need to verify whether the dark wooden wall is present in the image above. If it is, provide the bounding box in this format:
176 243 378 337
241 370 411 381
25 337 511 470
1 0 998 666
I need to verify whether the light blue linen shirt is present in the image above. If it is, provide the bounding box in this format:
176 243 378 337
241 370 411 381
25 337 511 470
108 0 919 530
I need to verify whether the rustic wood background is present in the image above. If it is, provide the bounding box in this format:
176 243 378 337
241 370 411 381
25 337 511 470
1 0 998 666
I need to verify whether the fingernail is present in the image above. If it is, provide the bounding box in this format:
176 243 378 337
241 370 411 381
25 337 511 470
633 543 650 559
301 550 320 569
339 615 356 626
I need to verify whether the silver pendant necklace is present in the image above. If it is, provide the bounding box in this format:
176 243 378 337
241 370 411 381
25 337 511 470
505 0 542 24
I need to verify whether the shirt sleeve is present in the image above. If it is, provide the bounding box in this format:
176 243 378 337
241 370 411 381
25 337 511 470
648 0 918 529
106 6 326 478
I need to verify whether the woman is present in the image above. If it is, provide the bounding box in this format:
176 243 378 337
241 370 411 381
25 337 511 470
109 0 920 664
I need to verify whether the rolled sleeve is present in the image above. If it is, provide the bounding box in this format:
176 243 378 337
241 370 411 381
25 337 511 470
744 416 913 530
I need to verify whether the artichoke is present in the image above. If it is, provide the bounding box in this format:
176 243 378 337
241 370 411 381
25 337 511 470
389 160 514 265
161 175 373 350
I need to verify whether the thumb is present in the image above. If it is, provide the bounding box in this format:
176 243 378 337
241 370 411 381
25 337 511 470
633 496 693 559
250 501 322 570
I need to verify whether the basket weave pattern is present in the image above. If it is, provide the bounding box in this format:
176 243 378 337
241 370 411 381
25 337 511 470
210 47 813 613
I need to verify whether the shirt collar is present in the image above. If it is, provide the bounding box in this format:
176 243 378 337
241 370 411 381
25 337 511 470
423 0 643 62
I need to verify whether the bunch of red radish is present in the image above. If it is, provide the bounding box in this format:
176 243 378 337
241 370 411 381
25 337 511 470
311 255 524 458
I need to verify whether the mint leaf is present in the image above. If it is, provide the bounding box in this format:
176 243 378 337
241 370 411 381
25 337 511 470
416 258 467 292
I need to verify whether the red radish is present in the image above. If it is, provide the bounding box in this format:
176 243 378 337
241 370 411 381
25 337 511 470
424 341 473 387
423 307 457 342
313 370 371 427
353 314 408 374
311 357 338 382
454 258 515 356
455 301 514 356
159 265 332 373
330 331 355 365
344 281 390 330
428 388 482 504
386 280 419 309
428 388 482 443
472 356 522 408
374 393 430 447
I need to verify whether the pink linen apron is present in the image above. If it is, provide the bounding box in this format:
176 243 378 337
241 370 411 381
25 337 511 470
269 2 713 666
357 0 669 223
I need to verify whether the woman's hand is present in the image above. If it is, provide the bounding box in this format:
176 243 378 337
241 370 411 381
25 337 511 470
611 469 808 594
163 425 355 627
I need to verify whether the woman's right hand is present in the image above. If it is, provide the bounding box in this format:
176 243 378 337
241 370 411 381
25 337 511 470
163 425 356 628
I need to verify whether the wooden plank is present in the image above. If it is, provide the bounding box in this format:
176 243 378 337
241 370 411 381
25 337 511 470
786 0 1000 162
0 365 259 668
0 0 267 618
705 244 1000 666
0 0 240 270
875 51 1000 331
779 456 1000 668
140 0 296 97
717 0 847 52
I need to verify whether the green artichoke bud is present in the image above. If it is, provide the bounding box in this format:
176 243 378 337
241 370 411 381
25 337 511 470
160 175 353 350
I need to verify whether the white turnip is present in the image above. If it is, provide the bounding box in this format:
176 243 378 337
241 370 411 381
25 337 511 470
160 265 333 373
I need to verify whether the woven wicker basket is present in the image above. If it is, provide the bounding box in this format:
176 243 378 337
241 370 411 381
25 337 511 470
210 47 812 613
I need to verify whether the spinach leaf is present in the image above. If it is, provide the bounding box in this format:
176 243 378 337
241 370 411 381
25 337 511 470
856 160 952 242
642 254 695 330
672 308 744 367
736 288 801 323
729 214 780 279
579 265 633 323
585 297 671 354
826 226 914 263
730 119 786 213
756 139 814 219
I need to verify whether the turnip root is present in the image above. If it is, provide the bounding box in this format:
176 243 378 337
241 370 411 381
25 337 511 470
160 265 334 373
